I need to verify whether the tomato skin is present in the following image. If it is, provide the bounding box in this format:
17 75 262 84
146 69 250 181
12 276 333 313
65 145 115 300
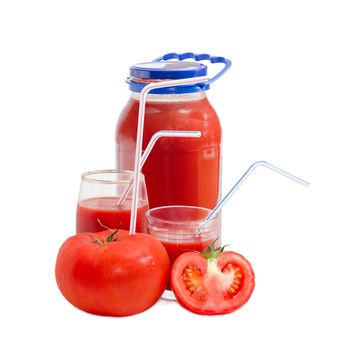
55 229 170 316
171 251 255 315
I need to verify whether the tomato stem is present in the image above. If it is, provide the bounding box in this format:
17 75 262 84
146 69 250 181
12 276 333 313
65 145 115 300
94 219 121 245
202 238 229 260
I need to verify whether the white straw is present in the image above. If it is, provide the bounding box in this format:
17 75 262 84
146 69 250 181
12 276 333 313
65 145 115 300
196 161 310 233
117 130 201 206
129 76 209 234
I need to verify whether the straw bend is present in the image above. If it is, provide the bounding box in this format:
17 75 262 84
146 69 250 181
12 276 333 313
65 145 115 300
117 130 201 206
196 161 310 233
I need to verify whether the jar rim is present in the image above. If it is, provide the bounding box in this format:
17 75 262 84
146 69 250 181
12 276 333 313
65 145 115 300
127 78 209 94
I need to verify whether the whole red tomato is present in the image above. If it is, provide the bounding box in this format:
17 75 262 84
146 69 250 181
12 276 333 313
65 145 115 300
171 241 255 315
55 228 169 316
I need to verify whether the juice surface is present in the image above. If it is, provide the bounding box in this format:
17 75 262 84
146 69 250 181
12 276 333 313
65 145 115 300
116 95 221 209
76 196 148 233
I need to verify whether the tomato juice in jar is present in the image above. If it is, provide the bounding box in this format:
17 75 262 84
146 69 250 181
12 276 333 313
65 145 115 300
116 53 231 210
146 205 220 298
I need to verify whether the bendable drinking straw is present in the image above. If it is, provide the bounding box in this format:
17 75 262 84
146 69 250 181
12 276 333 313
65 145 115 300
129 76 209 234
117 130 201 206
197 161 310 233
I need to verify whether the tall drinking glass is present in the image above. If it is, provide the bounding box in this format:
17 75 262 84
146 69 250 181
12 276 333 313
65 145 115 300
76 170 149 233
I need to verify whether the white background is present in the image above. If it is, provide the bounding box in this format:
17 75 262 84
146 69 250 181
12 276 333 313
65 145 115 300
1 0 343 349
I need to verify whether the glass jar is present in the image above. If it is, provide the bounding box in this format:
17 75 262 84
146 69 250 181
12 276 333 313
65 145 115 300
115 53 231 210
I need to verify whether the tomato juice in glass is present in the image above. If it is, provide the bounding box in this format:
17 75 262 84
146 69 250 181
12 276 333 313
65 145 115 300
116 59 223 210
146 206 220 299
76 170 149 234
76 197 148 233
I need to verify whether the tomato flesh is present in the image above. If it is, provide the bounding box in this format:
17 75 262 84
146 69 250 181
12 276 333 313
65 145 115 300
171 251 255 315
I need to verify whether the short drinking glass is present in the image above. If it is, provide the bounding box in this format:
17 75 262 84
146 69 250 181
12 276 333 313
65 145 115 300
146 205 220 300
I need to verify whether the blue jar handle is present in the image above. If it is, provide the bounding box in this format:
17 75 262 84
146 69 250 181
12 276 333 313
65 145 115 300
153 52 231 86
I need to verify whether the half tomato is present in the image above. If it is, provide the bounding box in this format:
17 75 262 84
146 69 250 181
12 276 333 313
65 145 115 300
171 242 255 315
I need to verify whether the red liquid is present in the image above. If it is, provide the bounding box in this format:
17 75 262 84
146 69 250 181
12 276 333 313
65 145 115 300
116 95 221 209
76 197 149 233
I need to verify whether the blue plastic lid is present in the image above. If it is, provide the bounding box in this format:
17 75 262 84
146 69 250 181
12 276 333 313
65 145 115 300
128 61 208 94
127 52 232 94
130 61 207 80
